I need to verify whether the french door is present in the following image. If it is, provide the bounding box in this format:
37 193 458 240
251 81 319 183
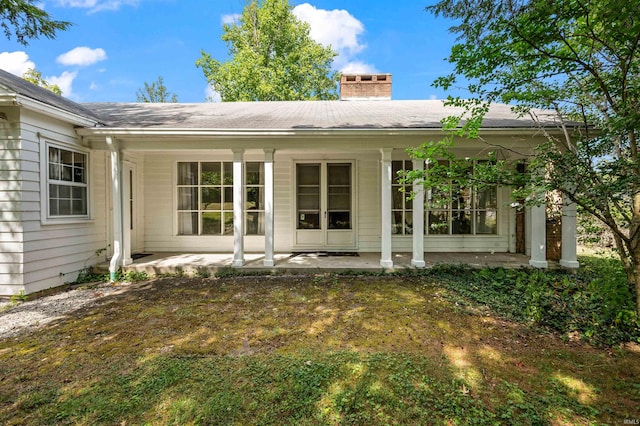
294 162 355 249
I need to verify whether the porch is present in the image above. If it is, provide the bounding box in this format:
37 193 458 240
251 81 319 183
100 251 531 276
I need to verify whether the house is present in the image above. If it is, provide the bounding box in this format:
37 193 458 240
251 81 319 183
0 70 579 296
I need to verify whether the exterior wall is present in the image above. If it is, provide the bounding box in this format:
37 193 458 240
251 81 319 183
0 107 25 295
17 109 108 295
140 148 513 255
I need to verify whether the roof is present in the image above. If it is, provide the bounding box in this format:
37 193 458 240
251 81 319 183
0 67 563 131
0 68 102 123
83 100 559 130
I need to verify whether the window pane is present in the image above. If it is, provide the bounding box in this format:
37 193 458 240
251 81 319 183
223 212 234 235
392 161 402 184
328 194 350 211
61 166 73 182
178 187 198 210
452 210 472 234
72 199 87 215
246 187 263 210
74 167 85 183
49 198 58 216
201 188 221 210
59 185 71 198
177 162 198 185
201 162 221 185
61 150 73 165
178 212 199 235
223 187 233 210
405 212 413 235
49 163 60 180
59 200 71 215
327 164 350 185
298 213 319 229
297 164 320 185
223 162 233 185
452 187 471 210
476 210 497 234
392 187 404 209
476 187 497 209
246 162 264 185
202 212 221 235
428 211 449 234
328 212 350 229
392 211 403 234
246 212 264 235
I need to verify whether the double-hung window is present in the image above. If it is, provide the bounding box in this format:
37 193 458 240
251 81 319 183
47 145 88 218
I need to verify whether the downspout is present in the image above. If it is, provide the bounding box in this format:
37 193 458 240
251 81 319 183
106 136 123 281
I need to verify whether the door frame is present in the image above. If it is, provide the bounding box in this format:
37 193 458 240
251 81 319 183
292 160 358 251
123 161 141 254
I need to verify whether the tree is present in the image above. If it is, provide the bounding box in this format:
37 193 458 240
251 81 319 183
1 0 71 45
413 1 640 310
136 76 178 103
196 0 339 101
22 68 62 95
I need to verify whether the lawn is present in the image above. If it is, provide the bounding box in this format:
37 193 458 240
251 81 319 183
0 267 639 425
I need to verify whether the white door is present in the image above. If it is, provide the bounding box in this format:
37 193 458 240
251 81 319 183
294 162 355 249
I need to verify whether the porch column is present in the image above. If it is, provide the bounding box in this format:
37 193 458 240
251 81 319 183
264 149 275 267
106 137 123 281
232 149 245 267
411 159 425 268
380 148 393 268
560 195 579 268
529 202 548 268
122 164 132 266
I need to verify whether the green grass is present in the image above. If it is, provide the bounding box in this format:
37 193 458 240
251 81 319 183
0 259 638 425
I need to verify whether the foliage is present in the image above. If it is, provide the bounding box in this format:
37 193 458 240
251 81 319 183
432 257 640 347
135 76 178 103
9 290 27 305
74 268 108 284
21 68 62 95
196 0 339 101
0 0 71 45
417 0 640 310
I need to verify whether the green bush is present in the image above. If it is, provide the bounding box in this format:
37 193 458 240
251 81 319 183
431 257 639 346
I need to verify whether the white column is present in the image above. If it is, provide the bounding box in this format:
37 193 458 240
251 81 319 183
529 202 548 268
263 149 275 267
106 137 123 281
560 195 579 268
411 159 425 268
122 164 132 266
380 148 393 268
232 149 245 267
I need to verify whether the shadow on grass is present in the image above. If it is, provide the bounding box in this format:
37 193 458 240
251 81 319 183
0 275 638 425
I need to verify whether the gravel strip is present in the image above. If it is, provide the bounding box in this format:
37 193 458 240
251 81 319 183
0 282 126 340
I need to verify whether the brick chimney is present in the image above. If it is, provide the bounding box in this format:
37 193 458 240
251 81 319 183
339 74 392 101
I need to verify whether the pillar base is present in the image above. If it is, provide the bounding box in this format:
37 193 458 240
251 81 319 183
559 259 580 269
263 259 275 267
380 259 393 268
529 260 548 268
411 259 426 268
232 259 245 267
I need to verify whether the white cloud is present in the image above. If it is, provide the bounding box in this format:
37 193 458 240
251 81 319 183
339 61 378 75
46 71 78 97
205 85 221 102
0 51 36 76
292 4 376 73
55 0 139 13
57 47 107 66
221 13 240 25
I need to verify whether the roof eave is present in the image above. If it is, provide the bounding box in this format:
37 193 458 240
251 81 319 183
0 93 100 127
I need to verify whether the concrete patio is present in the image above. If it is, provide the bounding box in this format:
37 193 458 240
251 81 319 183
98 252 532 276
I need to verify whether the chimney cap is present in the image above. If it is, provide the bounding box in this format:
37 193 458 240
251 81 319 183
340 73 392 100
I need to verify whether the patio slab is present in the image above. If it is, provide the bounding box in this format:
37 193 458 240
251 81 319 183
97 252 532 276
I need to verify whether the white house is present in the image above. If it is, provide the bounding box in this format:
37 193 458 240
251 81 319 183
0 70 579 296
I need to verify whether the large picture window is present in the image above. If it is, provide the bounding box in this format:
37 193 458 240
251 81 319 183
392 160 413 234
426 160 498 235
177 161 264 236
47 146 88 217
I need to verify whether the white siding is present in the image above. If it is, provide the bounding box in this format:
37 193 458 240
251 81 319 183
16 110 109 295
0 107 25 295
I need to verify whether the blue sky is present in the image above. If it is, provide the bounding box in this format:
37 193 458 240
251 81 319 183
0 0 459 103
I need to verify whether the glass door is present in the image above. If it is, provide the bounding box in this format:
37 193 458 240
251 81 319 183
295 162 355 249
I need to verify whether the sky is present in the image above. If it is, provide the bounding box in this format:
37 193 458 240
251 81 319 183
0 0 460 103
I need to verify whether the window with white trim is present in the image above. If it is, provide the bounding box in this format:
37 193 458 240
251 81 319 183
426 160 498 235
176 161 265 235
47 145 88 217
392 160 413 234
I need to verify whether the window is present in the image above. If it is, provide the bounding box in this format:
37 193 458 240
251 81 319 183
426 160 498 235
177 161 264 236
392 160 413 234
47 146 88 218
